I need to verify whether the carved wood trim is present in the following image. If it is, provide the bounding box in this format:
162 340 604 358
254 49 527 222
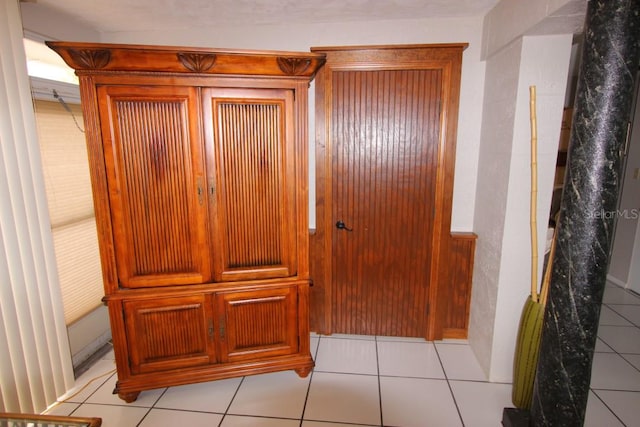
68 48 111 69
46 41 326 77
177 52 217 72
277 57 312 75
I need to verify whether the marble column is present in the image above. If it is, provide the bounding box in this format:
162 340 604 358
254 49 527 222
530 1 640 426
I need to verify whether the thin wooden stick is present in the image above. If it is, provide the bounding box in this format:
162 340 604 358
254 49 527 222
530 86 539 302
540 224 557 306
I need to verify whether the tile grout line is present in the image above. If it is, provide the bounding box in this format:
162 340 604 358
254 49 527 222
587 289 640 424
298 334 322 426
217 375 245 427
433 343 466 426
601 300 640 376
134 386 167 427
375 336 384 427
591 387 632 426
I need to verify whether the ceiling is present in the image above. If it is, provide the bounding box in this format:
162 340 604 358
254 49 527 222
26 0 501 33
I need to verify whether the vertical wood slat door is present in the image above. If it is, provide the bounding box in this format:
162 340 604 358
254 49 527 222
313 45 466 339
97 85 211 288
332 69 441 337
202 87 297 282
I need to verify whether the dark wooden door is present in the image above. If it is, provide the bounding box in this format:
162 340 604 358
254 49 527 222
312 45 466 339
331 69 442 337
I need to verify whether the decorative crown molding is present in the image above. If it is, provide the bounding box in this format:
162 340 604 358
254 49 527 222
68 49 111 69
276 57 312 76
177 52 217 72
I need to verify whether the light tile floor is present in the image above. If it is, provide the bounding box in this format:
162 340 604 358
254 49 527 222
46 282 640 426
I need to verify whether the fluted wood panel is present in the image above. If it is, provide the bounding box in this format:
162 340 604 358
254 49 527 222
99 86 210 287
220 287 297 361
213 97 296 279
117 100 194 273
231 297 286 347
331 69 443 337
124 296 212 374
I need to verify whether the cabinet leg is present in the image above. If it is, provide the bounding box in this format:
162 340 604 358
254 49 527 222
294 366 313 378
118 391 140 403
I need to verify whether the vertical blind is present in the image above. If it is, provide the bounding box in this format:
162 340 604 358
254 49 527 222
34 100 103 324
0 0 74 413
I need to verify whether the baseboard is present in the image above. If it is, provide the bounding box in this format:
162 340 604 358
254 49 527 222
71 329 112 376
67 305 111 374
606 274 627 288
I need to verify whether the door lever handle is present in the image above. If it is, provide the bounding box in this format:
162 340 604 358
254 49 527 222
336 220 353 232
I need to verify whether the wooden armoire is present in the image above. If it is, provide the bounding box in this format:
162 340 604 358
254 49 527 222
47 41 326 402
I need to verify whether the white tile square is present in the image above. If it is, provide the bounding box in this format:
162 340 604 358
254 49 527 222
585 391 624 427
449 380 512 427
311 336 320 357
377 340 445 378
592 390 640 427
71 402 148 427
43 402 80 416
590 353 640 391
598 325 640 354
314 337 378 374
594 337 615 353
84 374 164 407
61 360 117 403
221 415 300 426
602 286 640 305
380 376 461 427
435 343 487 381
304 372 381 425
599 305 634 326
621 353 640 370
227 371 310 418
608 304 640 326
155 377 241 413
138 408 224 426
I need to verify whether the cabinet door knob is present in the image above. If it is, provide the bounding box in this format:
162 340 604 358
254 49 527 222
335 220 353 232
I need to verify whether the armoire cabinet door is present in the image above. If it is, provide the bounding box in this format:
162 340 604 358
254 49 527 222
97 85 212 288
216 286 299 362
123 294 216 374
202 88 297 281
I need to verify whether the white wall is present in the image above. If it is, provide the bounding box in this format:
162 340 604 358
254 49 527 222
608 80 640 292
468 36 523 376
470 35 572 382
466 0 582 382
494 35 572 381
